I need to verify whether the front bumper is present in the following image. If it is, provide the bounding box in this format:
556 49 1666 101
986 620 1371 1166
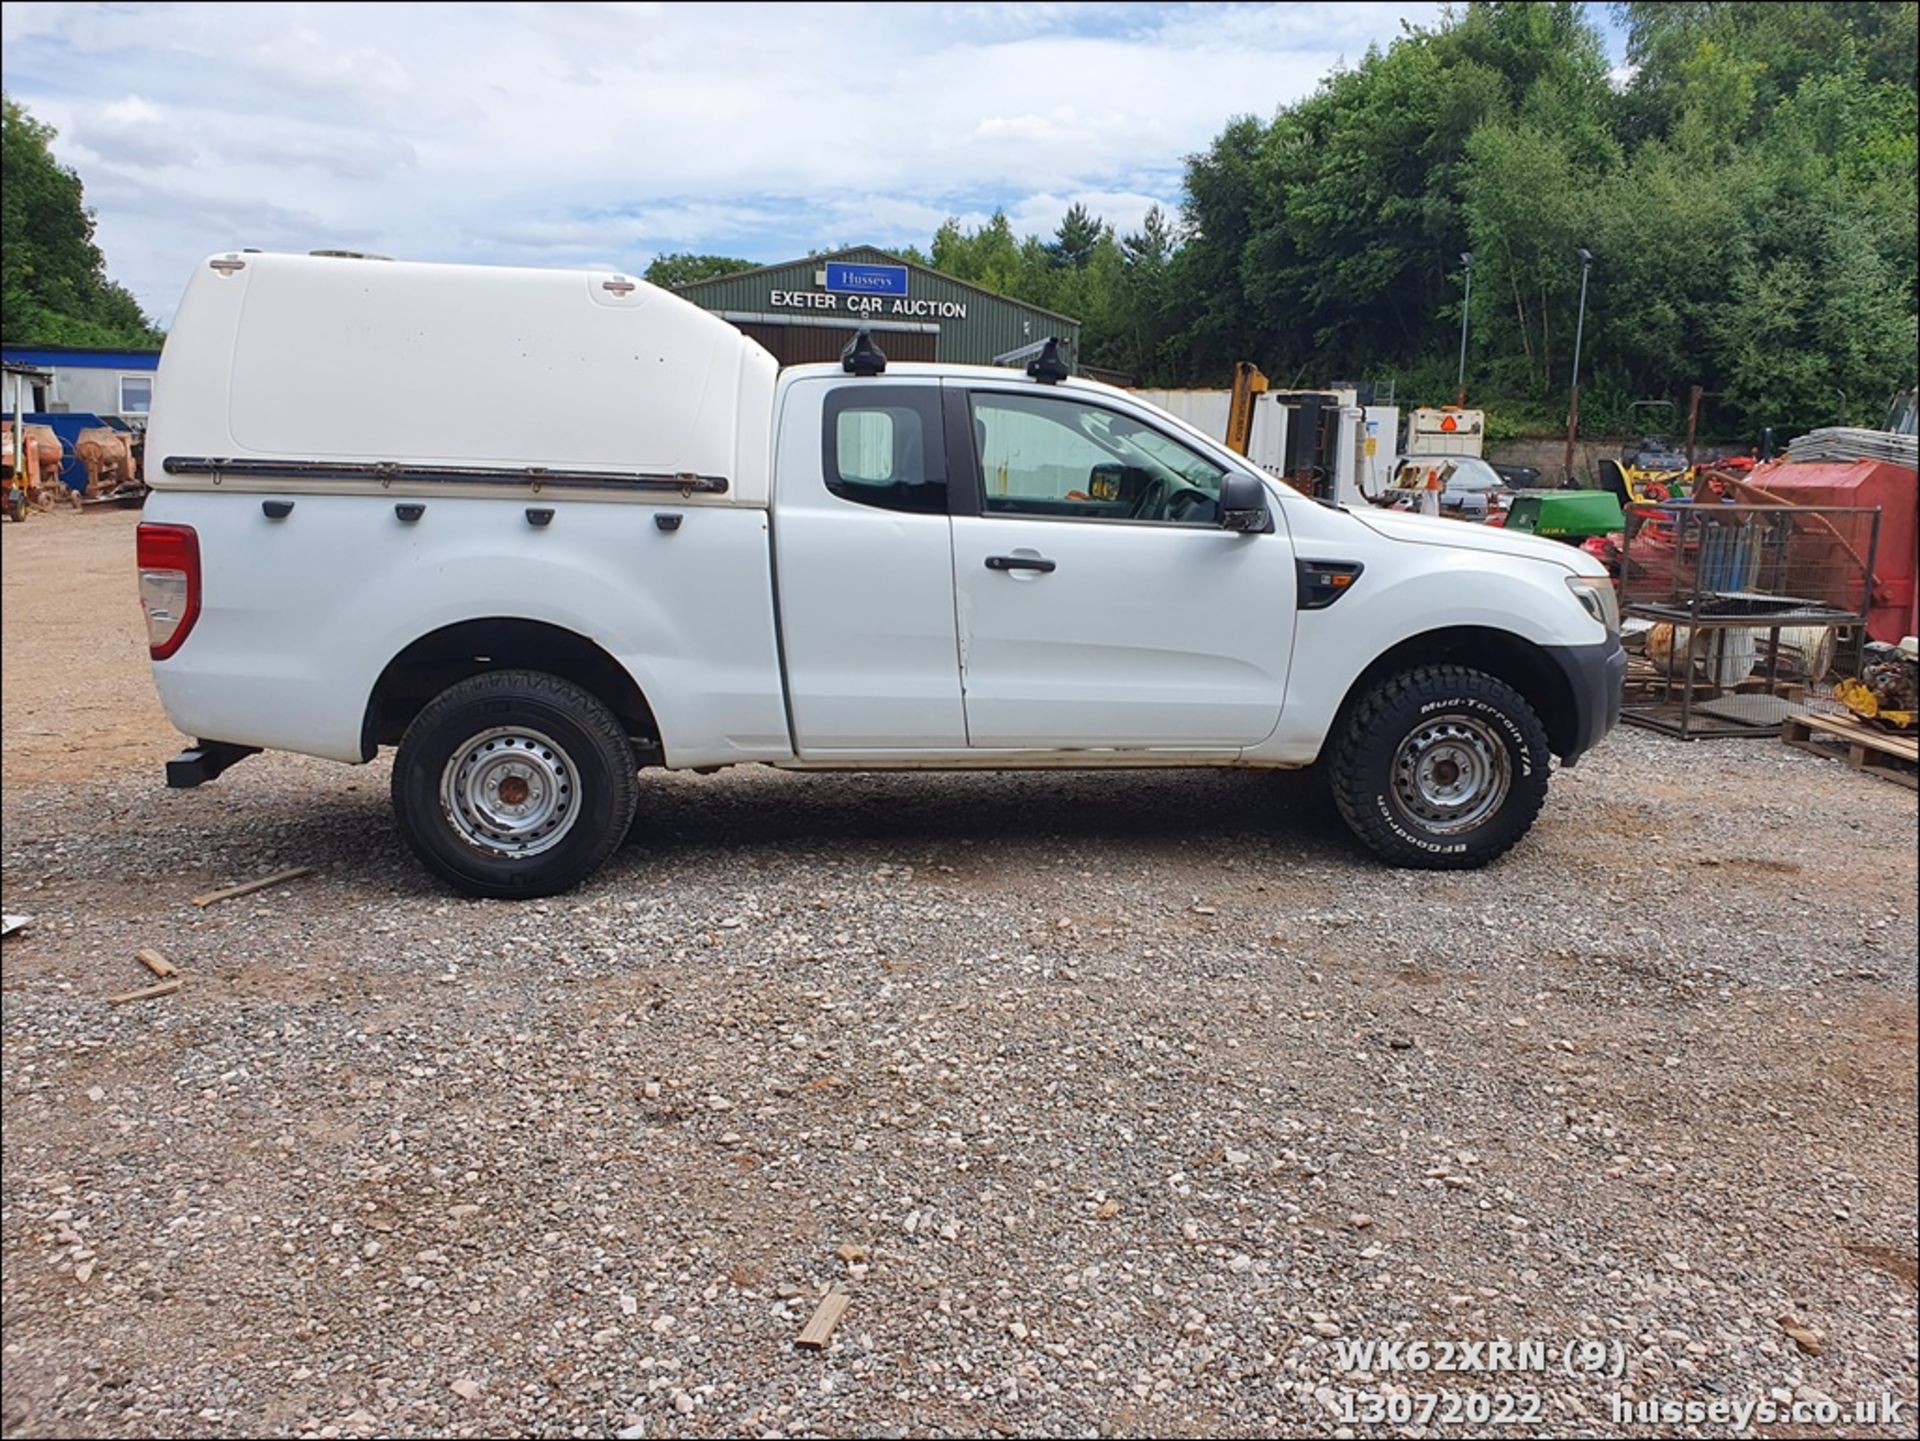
1543 637 1625 766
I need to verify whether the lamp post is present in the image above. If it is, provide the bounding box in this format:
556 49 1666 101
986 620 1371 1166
1562 247 1594 485
1455 251 1473 407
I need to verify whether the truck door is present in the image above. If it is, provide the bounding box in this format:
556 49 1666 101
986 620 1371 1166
947 383 1294 750
772 376 968 753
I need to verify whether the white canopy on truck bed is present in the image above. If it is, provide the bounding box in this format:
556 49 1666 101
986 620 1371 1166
147 251 778 504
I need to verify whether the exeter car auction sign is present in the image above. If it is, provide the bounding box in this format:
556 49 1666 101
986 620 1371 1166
768 287 967 319
768 260 967 318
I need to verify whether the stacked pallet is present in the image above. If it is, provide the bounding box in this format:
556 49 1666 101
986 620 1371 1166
1784 427 1918 470
1781 711 1918 789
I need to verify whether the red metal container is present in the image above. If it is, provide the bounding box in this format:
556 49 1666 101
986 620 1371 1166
1744 458 1917 643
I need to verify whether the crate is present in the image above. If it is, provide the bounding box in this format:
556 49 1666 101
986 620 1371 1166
1620 503 1879 740
1620 503 1881 624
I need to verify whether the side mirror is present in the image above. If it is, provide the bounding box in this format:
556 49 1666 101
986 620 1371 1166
1219 472 1272 533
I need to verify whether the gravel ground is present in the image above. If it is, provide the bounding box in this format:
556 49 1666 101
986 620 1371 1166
3 508 1916 1439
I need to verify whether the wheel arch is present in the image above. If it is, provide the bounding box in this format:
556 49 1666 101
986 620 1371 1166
1331 626 1580 759
362 617 661 761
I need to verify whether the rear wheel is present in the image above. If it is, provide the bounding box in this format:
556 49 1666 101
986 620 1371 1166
1328 665 1549 869
391 669 638 898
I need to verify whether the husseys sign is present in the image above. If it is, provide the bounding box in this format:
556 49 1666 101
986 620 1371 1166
769 262 967 319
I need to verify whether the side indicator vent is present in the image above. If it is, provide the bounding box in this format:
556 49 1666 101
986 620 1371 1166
1297 559 1365 610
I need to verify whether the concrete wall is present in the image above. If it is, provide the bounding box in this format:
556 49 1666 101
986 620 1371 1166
1487 434 1632 485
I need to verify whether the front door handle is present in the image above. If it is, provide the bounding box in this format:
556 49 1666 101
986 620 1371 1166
985 554 1057 574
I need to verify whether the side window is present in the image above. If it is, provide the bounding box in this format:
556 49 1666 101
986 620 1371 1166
821 386 946 515
119 375 154 414
969 392 1229 525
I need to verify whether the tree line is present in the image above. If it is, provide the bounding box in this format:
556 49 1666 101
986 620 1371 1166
8 1 1913 443
658 2 1917 440
2 95 163 350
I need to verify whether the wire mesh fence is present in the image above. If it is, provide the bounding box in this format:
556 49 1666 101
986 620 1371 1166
1618 503 1882 739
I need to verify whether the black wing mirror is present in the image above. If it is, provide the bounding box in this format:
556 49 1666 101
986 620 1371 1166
1219 472 1273 533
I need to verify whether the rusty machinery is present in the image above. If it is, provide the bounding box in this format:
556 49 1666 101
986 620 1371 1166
1836 639 1918 730
1224 361 1267 458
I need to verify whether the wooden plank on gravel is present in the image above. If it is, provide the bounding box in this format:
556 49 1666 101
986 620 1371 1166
794 1291 850 1350
135 948 180 978
191 866 315 908
1782 714 1919 790
108 979 181 1006
1797 711 1918 761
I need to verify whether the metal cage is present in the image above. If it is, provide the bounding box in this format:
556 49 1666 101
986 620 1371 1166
1619 503 1881 739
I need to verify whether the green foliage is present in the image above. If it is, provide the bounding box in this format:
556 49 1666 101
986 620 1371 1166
930 211 1031 296
643 252 756 289
912 1 1916 435
1047 204 1106 270
2 94 162 347
923 204 1190 380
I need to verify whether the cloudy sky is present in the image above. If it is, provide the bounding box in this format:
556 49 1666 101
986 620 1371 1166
3 2 1625 325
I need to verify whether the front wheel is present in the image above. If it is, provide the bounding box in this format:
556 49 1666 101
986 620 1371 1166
1328 665 1550 869
391 669 639 898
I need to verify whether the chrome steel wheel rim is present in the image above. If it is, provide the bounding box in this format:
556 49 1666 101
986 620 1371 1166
1391 714 1511 835
440 726 579 858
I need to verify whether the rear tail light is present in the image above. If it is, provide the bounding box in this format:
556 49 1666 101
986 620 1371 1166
137 522 201 659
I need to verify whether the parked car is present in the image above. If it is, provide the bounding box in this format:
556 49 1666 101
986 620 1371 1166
1490 459 1542 489
139 251 1623 897
1391 454 1512 516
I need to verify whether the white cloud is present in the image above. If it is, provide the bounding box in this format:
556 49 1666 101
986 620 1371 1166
1002 191 1175 244
71 96 197 167
242 30 411 105
0 1 1444 321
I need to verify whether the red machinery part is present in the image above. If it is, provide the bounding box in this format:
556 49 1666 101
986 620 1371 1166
1743 458 1917 643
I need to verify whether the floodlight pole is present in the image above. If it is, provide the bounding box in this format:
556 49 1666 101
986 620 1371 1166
1563 248 1593 485
1455 252 1473 407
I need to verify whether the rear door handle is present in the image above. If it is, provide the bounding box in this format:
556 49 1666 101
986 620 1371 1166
985 554 1056 573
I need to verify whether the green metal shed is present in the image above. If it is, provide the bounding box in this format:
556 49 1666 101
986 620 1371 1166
671 245 1080 368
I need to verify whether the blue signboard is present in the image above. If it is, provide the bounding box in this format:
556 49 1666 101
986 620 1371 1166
824 262 908 296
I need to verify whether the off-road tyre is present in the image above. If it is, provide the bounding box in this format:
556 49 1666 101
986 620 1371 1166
1328 664 1550 869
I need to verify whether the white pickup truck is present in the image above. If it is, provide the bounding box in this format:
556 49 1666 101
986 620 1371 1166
138 252 1622 897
